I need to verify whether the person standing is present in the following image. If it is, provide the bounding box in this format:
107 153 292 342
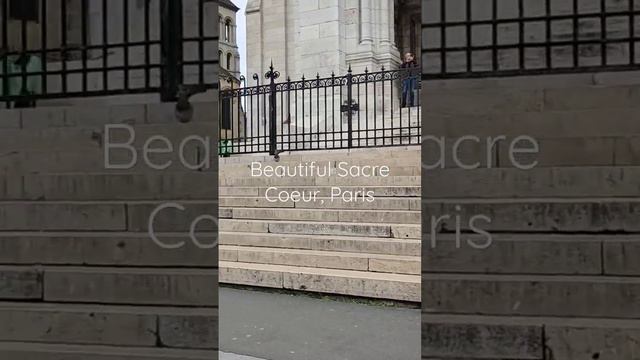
401 52 418 108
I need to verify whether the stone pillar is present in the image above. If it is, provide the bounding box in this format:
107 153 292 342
360 0 373 45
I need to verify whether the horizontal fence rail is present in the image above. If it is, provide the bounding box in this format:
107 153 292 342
219 65 422 156
422 0 640 78
0 0 217 107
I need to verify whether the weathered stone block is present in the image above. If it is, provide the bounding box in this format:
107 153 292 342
0 267 42 300
159 312 218 349
44 268 218 306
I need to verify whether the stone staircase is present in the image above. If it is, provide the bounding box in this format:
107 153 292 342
422 77 640 359
0 103 218 359
219 147 421 302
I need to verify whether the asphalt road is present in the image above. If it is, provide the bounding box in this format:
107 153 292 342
219 287 420 360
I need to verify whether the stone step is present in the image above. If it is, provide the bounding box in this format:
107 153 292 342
0 148 215 174
220 175 420 187
0 302 216 348
423 274 640 319
219 261 420 302
425 199 640 233
425 233 640 277
219 219 420 239
424 107 640 137
424 233 606 275
42 267 218 306
219 232 420 256
219 185 421 197
220 164 420 177
218 146 420 165
423 84 640 115
219 158 421 172
227 135 422 153
223 207 421 224
424 166 640 198
0 342 217 359
421 313 640 360
220 196 419 210
0 173 217 200
220 245 420 275
422 135 640 168
0 123 216 152
6 102 216 130
0 232 216 267
0 202 126 231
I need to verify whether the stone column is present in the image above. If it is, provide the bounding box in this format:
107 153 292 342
379 0 391 46
360 0 373 44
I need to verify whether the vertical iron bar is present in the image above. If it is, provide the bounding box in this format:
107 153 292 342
123 0 130 90
61 0 67 93
600 0 607 66
102 0 108 91
347 67 353 148
545 0 552 69
41 0 47 95
82 0 88 93
160 0 182 101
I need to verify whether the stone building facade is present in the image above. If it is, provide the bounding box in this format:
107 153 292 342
246 0 421 80
219 0 241 79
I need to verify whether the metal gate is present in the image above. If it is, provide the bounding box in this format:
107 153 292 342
219 64 422 156
422 0 640 78
0 0 217 106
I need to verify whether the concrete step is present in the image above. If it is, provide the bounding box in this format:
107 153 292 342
219 231 420 256
425 199 640 233
219 261 420 302
421 313 640 360
42 266 218 306
220 196 419 210
223 207 421 224
0 173 217 200
0 232 216 267
220 175 420 187
423 274 640 319
424 166 640 198
219 185 421 197
220 245 420 275
0 302 216 348
219 219 420 239
0 342 217 359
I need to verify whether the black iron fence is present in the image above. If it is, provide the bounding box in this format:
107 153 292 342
422 0 640 78
0 0 217 107
219 65 422 156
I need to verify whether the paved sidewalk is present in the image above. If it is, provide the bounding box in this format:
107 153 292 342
220 352 267 360
220 287 420 360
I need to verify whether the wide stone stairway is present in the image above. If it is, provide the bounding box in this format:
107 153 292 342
0 103 218 359
422 77 640 359
219 146 421 302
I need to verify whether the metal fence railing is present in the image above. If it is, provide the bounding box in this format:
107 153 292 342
219 64 422 156
0 0 217 107
422 0 640 78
